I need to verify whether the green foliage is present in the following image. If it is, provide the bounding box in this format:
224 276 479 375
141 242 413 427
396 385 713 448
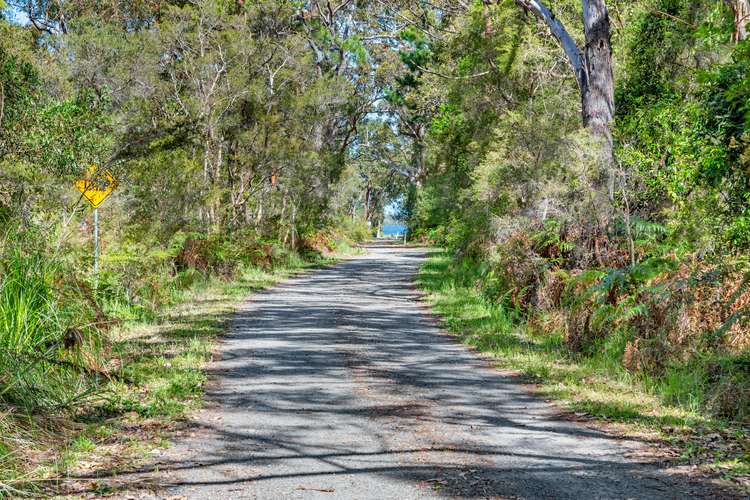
421 249 750 430
0 41 38 133
613 2 750 252
531 220 576 264
397 0 750 435
0 233 103 413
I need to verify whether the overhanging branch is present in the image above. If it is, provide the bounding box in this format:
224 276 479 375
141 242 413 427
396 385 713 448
512 0 586 90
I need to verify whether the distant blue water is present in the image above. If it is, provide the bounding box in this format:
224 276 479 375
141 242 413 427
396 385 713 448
381 224 407 236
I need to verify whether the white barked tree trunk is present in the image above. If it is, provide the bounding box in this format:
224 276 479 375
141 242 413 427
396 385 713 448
513 0 615 198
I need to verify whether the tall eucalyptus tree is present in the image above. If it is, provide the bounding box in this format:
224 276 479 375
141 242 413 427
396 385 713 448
511 0 615 198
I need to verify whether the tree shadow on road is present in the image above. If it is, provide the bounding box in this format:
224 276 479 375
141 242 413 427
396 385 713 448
64 250 743 499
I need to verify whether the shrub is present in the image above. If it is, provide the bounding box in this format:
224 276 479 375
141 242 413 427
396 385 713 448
99 240 177 320
457 215 750 421
565 258 750 420
482 231 548 311
0 240 105 413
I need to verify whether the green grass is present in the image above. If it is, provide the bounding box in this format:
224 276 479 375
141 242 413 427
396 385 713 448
418 251 750 489
0 243 110 496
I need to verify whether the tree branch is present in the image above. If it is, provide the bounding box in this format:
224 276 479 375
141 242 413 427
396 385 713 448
0 82 5 129
415 64 490 80
512 0 586 90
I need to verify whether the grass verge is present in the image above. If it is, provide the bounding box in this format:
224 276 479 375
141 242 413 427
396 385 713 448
418 251 749 492
1 250 353 497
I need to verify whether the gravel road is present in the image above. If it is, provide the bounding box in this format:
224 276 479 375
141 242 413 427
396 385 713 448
147 244 734 499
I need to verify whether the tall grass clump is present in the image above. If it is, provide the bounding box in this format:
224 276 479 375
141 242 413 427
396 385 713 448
0 238 105 413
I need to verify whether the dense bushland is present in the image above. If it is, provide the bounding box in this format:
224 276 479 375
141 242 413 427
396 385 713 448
428 228 750 421
400 1 750 474
0 225 365 394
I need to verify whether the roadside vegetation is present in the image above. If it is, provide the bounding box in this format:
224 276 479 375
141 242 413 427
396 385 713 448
419 252 749 487
0 227 364 496
1 0 379 494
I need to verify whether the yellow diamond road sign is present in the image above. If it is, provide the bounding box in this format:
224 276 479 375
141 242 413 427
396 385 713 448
75 166 117 208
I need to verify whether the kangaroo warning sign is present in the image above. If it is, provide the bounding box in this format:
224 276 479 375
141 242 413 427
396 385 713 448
75 166 118 208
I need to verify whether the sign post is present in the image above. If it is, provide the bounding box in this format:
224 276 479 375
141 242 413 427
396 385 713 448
93 207 99 279
75 166 117 287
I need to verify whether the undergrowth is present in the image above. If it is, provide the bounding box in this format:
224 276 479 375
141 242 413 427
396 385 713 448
418 251 750 488
0 224 362 497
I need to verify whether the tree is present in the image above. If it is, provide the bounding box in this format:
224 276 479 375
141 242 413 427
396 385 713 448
512 0 615 198
726 0 750 42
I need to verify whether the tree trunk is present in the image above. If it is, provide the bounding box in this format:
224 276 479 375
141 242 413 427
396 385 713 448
281 192 289 245
255 199 263 226
730 0 750 42
483 0 495 36
582 0 615 199
290 203 297 250
412 135 426 182
513 0 615 199
213 134 223 229
0 82 5 129
364 182 372 222
202 137 212 230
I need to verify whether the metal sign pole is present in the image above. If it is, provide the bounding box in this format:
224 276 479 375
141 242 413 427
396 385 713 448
93 207 99 287
74 166 117 290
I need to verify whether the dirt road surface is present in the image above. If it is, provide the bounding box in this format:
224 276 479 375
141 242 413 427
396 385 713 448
136 244 734 499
